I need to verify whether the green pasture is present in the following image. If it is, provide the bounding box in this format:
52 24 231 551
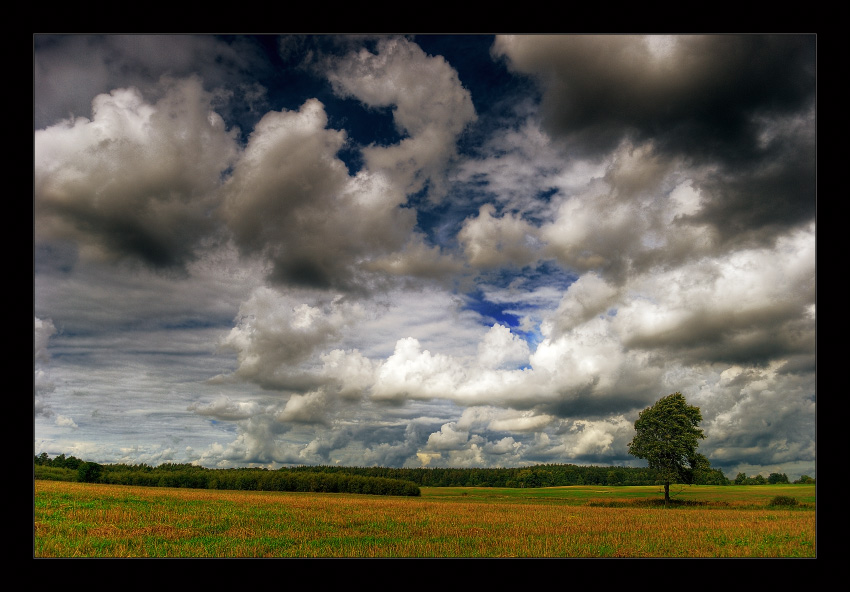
421 483 816 506
34 481 816 558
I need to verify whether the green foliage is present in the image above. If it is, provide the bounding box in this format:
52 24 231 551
77 462 103 483
794 475 815 484
769 495 799 507
736 472 791 485
628 392 706 502
48 453 83 470
284 461 728 487
35 451 731 493
693 467 731 485
34 454 419 496
34 465 77 481
767 472 789 484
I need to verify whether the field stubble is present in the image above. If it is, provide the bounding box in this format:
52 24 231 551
34 481 815 558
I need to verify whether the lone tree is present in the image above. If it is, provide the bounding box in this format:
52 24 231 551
628 392 707 504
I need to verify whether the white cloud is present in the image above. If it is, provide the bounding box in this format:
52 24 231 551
372 337 465 402
425 422 470 451
214 287 365 390
564 418 628 456
188 395 262 420
55 415 79 429
222 99 422 290
477 324 531 369
327 37 477 200
34 317 56 363
35 77 239 269
459 204 542 268
320 349 378 399
362 232 463 281
613 223 816 363
276 390 331 425
488 412 554 433
546 273 619 337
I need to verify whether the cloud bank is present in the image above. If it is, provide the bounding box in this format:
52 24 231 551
34 35 816 479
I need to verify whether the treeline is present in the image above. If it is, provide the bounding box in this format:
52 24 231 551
35 453 813 490
33 454 420 497
285 462 731 487
734 472 815 485
34 453 734 491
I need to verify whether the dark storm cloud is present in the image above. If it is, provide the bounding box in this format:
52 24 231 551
542 384 662 421
703 390 816 468
623 300 816 367
493 35 815 164
34 35 271 131
494 34 817 245
690 136 816 246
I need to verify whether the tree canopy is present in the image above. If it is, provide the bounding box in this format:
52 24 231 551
628 392 708 503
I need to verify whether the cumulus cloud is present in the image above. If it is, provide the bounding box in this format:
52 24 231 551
425 421 471 451
320 349 378 399
362 232 464 283
221 98 426 291
546 273 620 337
34 317 56 363
327 36 477 201
188 395 262 420
276 390 332 425
681 361 816 474
55 415 79 429
528 317 663 417
34 77 239 271
371 337 466 402
615 223 816 366
35 35 268 126
459 204 542 269
494 34 816 250
200 414 294 466
207 245 809 433
34 371 55 418
564 418 628 457
483 408 554 433
212 287 365 391
477 324 531 369
493 35 815 163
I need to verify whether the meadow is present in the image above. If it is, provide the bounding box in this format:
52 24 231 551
34 480 815 558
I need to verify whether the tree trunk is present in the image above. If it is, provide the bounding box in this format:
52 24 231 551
664 481 670 505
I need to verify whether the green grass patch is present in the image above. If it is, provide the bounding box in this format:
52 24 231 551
35 481 816 558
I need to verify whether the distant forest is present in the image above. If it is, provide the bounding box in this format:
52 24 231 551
284 462 732 487
35 453 421 497
34 452 743 495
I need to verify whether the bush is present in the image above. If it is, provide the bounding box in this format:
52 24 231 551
768 495 799 507
34 465 77 481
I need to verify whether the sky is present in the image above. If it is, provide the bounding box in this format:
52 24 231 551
34 34 817 479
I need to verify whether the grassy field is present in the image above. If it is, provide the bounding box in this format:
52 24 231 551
34 480 816 558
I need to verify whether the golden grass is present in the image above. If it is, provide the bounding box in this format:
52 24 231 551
34 481 815 558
